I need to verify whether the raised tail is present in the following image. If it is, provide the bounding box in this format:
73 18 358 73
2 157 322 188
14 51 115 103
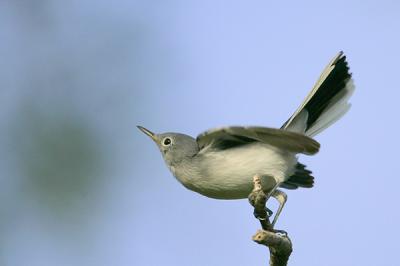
280 52 354 190
281 51 354 137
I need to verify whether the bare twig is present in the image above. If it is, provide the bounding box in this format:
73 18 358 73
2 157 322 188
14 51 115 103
248 175 293 266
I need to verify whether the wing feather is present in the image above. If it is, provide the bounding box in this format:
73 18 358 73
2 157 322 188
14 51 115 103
197 126 320 155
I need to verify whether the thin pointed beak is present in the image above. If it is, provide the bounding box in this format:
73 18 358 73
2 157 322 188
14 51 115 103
137 125 158 143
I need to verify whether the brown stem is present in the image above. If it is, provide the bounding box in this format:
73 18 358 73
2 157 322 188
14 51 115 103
248 175 293 266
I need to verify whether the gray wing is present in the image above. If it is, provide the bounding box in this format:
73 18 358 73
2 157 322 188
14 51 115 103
196 126 320 155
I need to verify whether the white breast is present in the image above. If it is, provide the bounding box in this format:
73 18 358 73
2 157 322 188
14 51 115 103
182 143 297 199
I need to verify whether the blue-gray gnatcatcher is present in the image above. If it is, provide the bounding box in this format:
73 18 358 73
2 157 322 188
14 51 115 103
138 52 354 226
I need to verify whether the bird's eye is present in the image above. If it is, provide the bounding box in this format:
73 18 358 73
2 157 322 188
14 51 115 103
163 138 172 146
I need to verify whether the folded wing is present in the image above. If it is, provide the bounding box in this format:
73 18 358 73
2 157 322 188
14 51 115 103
196 126 320 155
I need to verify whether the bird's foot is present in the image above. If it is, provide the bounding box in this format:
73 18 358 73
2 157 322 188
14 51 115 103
271 229 287 236
253 207 273 220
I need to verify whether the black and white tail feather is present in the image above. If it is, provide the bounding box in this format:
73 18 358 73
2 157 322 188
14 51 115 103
281 51 354 189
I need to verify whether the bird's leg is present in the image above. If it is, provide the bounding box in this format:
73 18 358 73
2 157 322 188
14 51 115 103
271 189 287 228
249 176 288 235
249 175 278 219
248 175 279 231
263 185 288 235
249 176 293 265
261 185 280 218
248 176 271 231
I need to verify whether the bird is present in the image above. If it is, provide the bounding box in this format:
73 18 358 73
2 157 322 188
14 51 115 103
138 51 354 227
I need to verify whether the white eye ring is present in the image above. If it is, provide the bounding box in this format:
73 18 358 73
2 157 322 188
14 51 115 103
162 137 172 146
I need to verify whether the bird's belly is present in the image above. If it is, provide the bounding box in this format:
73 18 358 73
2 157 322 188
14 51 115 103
187 144 297 199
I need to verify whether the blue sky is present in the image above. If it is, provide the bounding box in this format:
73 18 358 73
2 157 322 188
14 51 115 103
1 1 399 265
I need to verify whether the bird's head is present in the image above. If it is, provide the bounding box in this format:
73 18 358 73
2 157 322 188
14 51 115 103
137 126 199 166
